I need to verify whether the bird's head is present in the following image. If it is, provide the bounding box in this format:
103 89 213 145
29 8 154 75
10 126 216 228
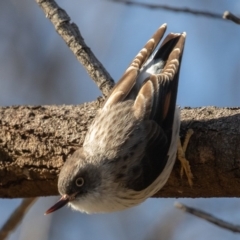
45 148 102 214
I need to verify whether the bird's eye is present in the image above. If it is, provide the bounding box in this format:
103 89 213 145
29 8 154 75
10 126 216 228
75 177 84 187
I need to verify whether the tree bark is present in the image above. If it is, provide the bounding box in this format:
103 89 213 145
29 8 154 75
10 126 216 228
35 0 114 97
0 103 239 198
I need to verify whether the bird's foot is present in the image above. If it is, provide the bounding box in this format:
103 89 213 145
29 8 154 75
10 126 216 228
177 129 194 187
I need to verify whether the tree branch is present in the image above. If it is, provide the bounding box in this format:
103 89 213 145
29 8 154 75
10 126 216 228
110 0 222 20
0 104 239 198
175 202 240 233
223 11 240 25
35 0 114 97
0 198 36 239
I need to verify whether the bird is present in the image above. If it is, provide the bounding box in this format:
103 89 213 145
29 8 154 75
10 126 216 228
45 23 187 214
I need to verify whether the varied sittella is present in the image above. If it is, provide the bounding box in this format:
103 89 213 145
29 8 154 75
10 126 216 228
45 23 187 214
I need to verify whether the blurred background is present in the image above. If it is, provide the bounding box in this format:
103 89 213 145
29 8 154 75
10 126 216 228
0 0 240 239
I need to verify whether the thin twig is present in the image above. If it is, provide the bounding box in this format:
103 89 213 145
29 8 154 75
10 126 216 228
35 0 114 97
0 198 37 240
223 11 240 25
111 0 222 19
175 202 240 233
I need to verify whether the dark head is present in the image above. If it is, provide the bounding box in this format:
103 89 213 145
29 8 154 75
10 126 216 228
45 148 101 214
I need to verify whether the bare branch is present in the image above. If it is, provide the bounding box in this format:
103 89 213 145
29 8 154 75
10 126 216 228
35 0 114 97
111 0 222 19
0 104 240 198
223 11 240 25
0 198 36 239
175 202 240 233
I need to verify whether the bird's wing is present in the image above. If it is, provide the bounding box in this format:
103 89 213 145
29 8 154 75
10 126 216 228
103 24 167 110
127 33 186 191
133 32 186 126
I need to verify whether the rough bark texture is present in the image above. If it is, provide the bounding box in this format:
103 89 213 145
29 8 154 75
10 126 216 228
0 103 239 198
158 107 240 198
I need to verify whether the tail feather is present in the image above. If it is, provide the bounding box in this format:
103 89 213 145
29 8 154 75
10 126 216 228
103 24 167 110
133 33 186 131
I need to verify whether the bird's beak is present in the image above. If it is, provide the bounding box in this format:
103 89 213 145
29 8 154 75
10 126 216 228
44 194 70 215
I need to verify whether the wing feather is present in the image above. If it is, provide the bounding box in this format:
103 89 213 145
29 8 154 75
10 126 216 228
103 24 167 110
100 26 186 192
127 32 186 191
